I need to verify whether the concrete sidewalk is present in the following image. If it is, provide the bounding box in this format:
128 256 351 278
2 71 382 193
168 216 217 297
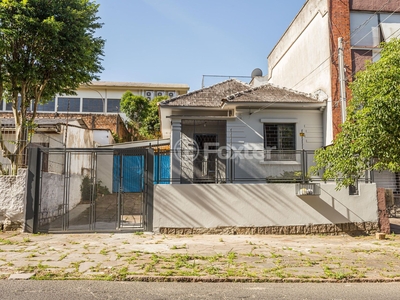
1 230 400 282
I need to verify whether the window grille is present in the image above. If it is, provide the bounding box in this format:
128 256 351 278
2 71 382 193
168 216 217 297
82 98 103 113
107 99 120 113
37 99 56 112
264 123 295 161
58 97 80 112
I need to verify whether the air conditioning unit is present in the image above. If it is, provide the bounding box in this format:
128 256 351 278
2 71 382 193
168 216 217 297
167 91 177 98
145 91 154 100
155 91 165 97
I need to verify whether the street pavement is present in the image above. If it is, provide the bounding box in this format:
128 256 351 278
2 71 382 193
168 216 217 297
1 229 400 282
1 281 400 300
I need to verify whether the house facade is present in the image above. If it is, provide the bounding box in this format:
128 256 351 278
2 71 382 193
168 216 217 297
153 79 380 233
160 79 326 184
265 0 400 144
264 0 400 192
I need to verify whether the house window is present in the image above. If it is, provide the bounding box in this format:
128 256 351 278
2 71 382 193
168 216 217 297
107 99 120 113
0 99 3 111
350 12 400 69
264 123 295 160
350 12 380 47
57 97 80 112
37 99 56 112
5 96 22 111
82 98 103 112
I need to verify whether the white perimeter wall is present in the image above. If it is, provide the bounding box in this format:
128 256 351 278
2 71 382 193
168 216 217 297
0 171 84 227
97 153 114 192
267 0 333 145
153 183 378 232
0 169 26 224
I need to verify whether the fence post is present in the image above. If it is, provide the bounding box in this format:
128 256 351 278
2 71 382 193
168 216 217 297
301 149 306 183
145 149 154 232
24 147 41 233
230 149 233 183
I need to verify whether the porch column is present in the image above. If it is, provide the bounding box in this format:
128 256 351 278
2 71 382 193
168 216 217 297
171 120 181 184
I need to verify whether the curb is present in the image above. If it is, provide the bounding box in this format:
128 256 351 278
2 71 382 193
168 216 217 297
122 276 400 283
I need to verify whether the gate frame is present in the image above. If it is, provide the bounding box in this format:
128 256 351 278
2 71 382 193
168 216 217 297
25 147 154 233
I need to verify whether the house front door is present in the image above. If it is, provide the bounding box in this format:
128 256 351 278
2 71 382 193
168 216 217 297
193 134 218 183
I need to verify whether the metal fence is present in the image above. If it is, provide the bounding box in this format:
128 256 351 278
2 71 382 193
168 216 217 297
25 147 154 233
160 149 327 184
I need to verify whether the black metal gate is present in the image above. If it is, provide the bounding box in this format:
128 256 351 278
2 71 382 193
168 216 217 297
25 147 154 233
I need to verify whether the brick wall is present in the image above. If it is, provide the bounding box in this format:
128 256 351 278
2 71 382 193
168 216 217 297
0 112 131 142
329 0 353 138
329 0 400 138
350 0 400 12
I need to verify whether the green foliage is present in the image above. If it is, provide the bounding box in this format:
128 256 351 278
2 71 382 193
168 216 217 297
0 0 104 174
0 162 9 175
80 176 110 202
120 92 150 125
120 93 167 140
311 39 400 189
111 132 122 143
266 170 309 183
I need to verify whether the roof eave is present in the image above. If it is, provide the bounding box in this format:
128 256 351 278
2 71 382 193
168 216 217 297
223 101 326 110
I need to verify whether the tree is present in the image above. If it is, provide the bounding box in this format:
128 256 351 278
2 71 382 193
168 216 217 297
141 96 165 138
0 0 104 174
120 92 166 140
311 39 400 189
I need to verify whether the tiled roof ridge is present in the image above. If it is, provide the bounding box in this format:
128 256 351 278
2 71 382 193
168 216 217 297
225 82 317 101
160 78 250 105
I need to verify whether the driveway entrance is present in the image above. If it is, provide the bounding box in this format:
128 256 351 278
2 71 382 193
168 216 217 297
25 147 154 233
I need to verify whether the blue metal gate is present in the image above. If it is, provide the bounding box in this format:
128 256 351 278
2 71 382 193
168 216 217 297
113 155 144 193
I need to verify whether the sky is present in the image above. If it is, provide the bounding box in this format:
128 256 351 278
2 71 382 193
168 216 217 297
95 0 306 91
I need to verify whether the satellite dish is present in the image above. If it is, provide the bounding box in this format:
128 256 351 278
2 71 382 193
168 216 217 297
251 68 263 78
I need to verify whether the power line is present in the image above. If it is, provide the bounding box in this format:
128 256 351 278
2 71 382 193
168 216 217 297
251 4 400 115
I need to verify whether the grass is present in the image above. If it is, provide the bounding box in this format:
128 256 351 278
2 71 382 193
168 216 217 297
351 248 381 254
270 252 283 259
58 253 68 261
170 244 187 250
99 248 109 255
1 233 400 282
0 238 14 245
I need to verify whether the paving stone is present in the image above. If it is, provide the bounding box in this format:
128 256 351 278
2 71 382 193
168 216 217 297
100 261 126 268
2 231 400 281
84 271 105 276
8 273 35 280
78 262 97 273
44 261 73 268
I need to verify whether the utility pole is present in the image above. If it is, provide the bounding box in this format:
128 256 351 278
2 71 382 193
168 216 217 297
338 37 347 123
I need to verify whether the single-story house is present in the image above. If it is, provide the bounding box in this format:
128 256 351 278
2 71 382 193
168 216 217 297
159 79 326 184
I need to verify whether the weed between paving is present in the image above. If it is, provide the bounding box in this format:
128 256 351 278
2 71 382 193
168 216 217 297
0 232 400 282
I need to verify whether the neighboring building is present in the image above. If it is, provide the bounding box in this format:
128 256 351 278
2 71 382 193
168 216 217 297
0 81 190 142
0 118 113 173
264 0 400 144
159 79 326 184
